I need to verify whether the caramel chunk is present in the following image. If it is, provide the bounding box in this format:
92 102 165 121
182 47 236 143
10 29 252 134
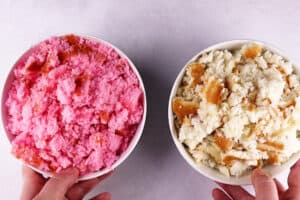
214 134 234 152
257 141 284 152
172 98 199 122
256 159 263 168
247 103 256 111
264 141 284 150
281 99 296 108
243 44 262 59
248 91 257 104
223 155 243 166
267 151 280 164
277 65 287 75
204 78 223 104
189 63 205 88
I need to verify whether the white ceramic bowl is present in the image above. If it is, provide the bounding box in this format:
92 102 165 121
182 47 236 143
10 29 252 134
1 34 147 181
168 40 300 185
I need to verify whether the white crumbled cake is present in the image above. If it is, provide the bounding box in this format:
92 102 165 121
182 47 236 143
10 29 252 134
173 43 300 176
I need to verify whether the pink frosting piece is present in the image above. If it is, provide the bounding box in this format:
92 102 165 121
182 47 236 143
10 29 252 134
6 35 144 175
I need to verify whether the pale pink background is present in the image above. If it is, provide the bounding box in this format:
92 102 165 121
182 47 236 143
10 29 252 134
1 0 300 199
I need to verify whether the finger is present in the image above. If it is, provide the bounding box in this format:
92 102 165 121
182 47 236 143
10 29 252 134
273 178 285 195
90 192 111 200
284 160 300 199
21 166 46 200
212 188 232 200
288 159 300 189
36 168 79 200
251 169 279 200
217 182 254 200
67 171 113 200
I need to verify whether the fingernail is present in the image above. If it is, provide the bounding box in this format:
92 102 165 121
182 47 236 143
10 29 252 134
252 169 268 183
212 188 220 198
58 168 79 177
254 168 268 176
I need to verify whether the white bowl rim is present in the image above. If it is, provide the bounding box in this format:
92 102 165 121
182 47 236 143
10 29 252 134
1 34 147 181
168 39 300 185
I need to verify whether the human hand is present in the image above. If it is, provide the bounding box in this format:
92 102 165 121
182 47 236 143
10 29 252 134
21 166 112 200
212 160 300 200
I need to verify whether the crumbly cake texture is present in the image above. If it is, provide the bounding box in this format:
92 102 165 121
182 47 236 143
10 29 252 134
173 43 300 176
6 35 144 175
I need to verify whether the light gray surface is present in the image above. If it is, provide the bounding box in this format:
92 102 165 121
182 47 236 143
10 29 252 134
1 0 300 199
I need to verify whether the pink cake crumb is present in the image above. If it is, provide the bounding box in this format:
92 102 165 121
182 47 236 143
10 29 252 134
5 35 144 175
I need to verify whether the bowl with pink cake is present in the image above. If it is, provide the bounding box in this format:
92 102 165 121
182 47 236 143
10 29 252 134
1 34 147 180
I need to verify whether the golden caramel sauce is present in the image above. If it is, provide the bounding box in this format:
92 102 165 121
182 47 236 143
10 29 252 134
277 65 287 75
257 141 284 152
223 155 243 166
213 134 234 152
286 76 292 88
267 151 279 164
264 141 284 150
204 78 223 105
247 103 256 111
282 109 287 119
172 98 199 123
189 63 205 88
243 44 262 59
256 159 263 168
283 99 296 108
248 91 257 104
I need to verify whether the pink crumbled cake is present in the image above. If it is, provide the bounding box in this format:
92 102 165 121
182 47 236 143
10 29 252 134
5 35 144 175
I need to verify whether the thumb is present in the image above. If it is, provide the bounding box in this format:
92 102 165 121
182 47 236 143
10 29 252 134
35 168 79 200
251 169 279 200
284 160 300 199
